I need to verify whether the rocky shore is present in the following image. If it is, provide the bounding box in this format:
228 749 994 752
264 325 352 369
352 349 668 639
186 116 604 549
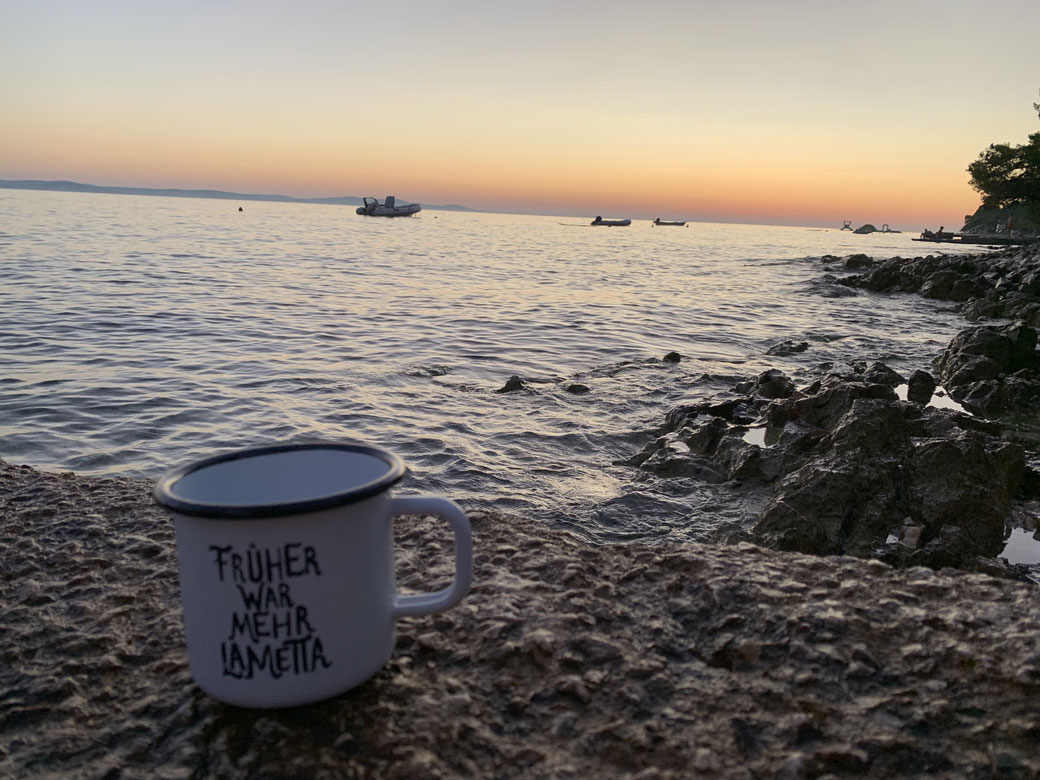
2 460 1040 779
631 245 1040 580
2 246 1040 778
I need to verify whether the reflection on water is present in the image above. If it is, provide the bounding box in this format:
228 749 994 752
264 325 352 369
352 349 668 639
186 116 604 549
0 190 983 541
893 384 969 414
741 426 785 448
1001 527 1040 565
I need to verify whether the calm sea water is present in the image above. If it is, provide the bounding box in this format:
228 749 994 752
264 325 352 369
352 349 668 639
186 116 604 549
0 190 978 541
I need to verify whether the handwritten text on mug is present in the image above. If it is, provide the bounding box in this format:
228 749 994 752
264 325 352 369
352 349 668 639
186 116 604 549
209 543 333 680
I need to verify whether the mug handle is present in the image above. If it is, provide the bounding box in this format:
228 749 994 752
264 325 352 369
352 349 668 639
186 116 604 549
391 496 473 617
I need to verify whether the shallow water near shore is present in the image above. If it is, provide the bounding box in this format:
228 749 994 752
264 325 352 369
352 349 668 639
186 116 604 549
0 189 989 542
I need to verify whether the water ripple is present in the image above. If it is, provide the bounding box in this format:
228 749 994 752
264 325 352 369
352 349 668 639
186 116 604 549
0 191 980 540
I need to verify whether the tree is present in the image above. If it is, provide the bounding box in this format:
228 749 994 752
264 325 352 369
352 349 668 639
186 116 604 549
967 91 1040 221
967 134 1040 210
962 91 1040 230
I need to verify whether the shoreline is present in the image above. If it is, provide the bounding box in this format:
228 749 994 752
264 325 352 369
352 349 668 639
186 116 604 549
625 244 1040 583
3 245 1040 777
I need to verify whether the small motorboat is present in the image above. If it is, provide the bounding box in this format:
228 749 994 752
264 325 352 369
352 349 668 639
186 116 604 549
652 218 687 227
591 216 631 227
356 195 422 217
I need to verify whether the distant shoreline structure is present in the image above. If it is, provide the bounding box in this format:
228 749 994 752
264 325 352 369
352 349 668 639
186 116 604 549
0 179 477 213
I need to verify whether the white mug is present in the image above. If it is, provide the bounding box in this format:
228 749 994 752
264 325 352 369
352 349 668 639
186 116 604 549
153 442 472 708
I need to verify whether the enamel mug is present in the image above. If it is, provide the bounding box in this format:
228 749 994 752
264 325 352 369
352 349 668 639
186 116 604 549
154 442 472 708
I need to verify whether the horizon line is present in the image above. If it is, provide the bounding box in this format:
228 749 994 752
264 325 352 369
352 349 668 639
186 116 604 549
1 177 886 230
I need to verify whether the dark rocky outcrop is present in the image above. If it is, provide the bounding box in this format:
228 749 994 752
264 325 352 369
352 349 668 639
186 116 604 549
843 246 1040 327
632 362 1033 575
906 369 936 405
496 375 528 393
2 461 1040 778
627 247 1040 578
936 322 1040 416
820 253 876 271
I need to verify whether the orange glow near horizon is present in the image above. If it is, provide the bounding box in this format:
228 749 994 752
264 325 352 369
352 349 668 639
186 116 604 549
3 106 982 228
2 2 1034 229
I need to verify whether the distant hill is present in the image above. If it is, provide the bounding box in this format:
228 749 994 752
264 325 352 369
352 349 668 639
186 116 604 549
0 179 478 212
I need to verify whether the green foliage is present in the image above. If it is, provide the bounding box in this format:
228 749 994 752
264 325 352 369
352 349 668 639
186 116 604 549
965 90 1040 228
967 132 1040 211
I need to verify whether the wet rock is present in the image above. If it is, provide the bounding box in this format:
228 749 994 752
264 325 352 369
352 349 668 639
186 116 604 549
640 354 1034 574
766 378 896 430
662 351 682 363
753 397 1025 564
945 354 1004 386
844 246 1040 325
565 383 591 394
742 369 796 399
862 361 904 387
638 444 726 483
939 323 1038 376
936 323 1040 415
906 433 1025 557
906 370 936 405
711 437 784 484
665 397 760 428
841 253 874 270
496 375 528 393
811 276 859 298
766 340 809 356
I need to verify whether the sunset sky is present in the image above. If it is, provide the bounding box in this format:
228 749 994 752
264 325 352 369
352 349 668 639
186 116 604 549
2 0 1038 227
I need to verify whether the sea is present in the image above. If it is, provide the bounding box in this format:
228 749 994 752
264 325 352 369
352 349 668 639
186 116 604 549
0 188 995 544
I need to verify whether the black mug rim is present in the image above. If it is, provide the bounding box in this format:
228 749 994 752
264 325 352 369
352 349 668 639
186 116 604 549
153 442 406 519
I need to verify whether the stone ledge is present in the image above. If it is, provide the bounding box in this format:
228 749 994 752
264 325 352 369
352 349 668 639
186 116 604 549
2 460 1039 777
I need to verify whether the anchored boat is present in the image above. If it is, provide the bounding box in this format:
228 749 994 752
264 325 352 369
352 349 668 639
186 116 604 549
356 195 422 217
591 216 631 227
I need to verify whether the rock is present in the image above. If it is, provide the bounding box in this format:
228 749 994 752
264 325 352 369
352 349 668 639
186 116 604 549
862 362 904 387
754 369 796 399
565 383 591 394
766 340 809 357
906 433 1025 557
638 445 726 483
844 247 1040 324
753 399 1026 564
842 253 874 270
496 375 527 393
811 277 859 298
767 379 896 430
936 322 1040 415
944 354 1004 386
640 355 1035 574
736 369 796 399
906 370 935 405
3 461 1040 778
662 351 682 363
